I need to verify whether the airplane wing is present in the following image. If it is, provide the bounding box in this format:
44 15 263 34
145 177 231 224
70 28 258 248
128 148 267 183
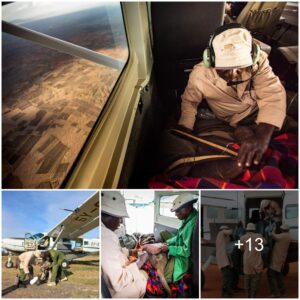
46 192 99 239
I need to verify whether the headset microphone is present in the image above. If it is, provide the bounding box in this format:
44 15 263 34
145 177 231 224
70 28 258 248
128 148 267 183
227 79 247 86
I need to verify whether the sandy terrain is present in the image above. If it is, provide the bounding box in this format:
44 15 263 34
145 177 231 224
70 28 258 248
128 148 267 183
201 262 298 298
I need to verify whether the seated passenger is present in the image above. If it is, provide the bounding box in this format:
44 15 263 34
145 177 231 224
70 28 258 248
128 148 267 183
142 193 198 297
179 23 286 168
101 191 148 298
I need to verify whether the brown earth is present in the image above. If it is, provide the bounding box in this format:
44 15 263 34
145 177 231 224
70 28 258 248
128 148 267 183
201 262 298 298
2 255 99 298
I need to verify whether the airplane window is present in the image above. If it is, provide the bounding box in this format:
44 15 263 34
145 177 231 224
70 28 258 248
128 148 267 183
285 204 298 219
224 208 239 219
159 195 178 218
84 241 89 246
2 2 128 55
32 233 44 240
206 207 218 219
2 2 129 188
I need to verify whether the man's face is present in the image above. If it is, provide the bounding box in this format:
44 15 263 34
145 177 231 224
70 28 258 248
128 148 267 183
175 206 192 220
216 67 248 82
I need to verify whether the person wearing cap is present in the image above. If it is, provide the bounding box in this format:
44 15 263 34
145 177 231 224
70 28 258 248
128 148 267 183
159 193 198 285
240 223 267 298
179 23 286 168
17 250 42 287
267 224 291 297
215 225 234 297
101 191 148 298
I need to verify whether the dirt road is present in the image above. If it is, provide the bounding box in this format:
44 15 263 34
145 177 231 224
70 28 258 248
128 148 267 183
2 255 99 298
201 262 298 298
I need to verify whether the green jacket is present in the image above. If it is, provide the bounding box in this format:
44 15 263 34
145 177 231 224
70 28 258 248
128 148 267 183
167 208 198 282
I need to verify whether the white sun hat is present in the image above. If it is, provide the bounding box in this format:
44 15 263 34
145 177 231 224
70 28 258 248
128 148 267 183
213 27 253 69
246 223 256 231
170 193 198 212
101 191 129 218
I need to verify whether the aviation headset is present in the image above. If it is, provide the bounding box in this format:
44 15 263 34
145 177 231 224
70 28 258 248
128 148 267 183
203 23 261 68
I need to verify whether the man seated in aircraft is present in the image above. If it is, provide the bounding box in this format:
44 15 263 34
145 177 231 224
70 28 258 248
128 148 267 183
141 193 198 297
101 191 148 298
267 224 291 298
178 23 286 169
160 194 198 277
43 249 68 286
16 250 42 288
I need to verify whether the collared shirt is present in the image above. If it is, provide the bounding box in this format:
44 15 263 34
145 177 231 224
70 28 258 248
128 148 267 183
179 51 286 130
101 222 147 298
166 208 198 282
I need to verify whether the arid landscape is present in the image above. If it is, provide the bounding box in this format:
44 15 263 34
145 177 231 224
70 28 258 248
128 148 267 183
2 4 128 188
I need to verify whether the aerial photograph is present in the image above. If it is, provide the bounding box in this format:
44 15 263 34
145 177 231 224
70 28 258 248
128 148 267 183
2 2 128 188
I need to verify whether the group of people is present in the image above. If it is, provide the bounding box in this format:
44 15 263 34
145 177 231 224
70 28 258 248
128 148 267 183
216 199 291 298
16 249 67 288
101 191 199 298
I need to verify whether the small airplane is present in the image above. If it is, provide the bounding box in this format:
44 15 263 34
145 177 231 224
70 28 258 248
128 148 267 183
2 192 100 268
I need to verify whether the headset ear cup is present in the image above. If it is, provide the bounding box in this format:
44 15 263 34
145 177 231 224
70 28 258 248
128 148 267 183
252 42 260 66
203 48 211 68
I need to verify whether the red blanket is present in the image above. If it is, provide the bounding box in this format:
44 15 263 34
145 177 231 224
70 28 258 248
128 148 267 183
149 133 298 189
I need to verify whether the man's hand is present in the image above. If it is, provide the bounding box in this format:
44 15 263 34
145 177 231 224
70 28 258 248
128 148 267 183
161 243 169 253
237 123 275 167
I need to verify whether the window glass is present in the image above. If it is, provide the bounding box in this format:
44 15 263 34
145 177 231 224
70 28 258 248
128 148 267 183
224 208 239 219
2 2 128 188
2 2 128 56
285 204 298 219
206 207 218 219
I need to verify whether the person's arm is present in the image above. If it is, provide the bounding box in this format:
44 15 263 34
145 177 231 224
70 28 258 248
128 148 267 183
102 239 145 293
178 66 204 131
237 52 286 167
167 225 194 258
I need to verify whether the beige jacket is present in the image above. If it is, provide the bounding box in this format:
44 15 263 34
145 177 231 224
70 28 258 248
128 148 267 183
216 229 232 269
101 222 147 298
240 232 266 275
18 250 41 273
179 51 286 130
270 231 291 272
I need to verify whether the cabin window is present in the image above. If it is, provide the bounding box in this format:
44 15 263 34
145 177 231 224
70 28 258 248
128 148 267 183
224 208 239 219
206 207 218 219
84 241 89 246
2 2 129 188
285 204 298 219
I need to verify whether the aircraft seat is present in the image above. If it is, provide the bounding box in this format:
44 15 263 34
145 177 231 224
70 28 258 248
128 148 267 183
151 2 225 127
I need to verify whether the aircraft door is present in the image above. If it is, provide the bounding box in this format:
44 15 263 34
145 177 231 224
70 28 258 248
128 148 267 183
24 233 38 251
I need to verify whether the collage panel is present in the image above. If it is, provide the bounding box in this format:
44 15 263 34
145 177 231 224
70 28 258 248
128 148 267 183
201 190 298 298
101 190 200 298
2 190 99 298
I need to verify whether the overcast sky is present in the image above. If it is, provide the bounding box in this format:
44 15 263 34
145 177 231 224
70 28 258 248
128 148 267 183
2 190 99 238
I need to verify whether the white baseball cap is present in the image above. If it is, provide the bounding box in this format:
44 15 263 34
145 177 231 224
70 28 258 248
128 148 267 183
101 191 129 218
212 28 253 69
260 199 271 209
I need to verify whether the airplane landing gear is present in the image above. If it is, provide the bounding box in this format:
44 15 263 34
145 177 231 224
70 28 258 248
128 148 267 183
5 252 14 268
